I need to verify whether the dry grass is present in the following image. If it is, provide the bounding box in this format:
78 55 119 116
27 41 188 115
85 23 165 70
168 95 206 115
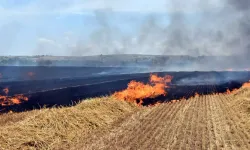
1 88 250 150
232 87 250 114
83 87 250 150
0 97 139 150
0 111 31 126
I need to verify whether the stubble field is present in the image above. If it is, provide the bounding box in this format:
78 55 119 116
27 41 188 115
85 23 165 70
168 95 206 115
0 87 249 150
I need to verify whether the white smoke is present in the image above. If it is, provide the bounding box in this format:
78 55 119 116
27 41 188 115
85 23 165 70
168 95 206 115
0 0 249 57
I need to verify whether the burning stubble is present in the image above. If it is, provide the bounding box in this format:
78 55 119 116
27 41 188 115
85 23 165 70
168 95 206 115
0 88 28 106
113 74 250 106
242 81 250 88
112 74 173 105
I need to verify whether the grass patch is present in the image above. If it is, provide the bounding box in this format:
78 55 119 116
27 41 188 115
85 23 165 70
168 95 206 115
231 88 250 114
0 96 138 150
1 87 250 149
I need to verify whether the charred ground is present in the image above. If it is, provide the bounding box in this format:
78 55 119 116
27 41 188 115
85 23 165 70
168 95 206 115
0 67 249 113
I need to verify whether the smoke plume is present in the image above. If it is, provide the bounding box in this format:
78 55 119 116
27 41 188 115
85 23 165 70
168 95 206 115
62 0 249 57
1 0 249 57
227 0 250 56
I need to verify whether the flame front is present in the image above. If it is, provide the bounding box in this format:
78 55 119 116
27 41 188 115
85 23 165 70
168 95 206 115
112 74 173 105
194 92 200 97
225 88 238 94
0 88 28 106
242 80 250 88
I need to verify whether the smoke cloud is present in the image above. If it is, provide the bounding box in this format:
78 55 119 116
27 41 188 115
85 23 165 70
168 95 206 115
60 0 249 57
227 0 250 56
1 0 249 57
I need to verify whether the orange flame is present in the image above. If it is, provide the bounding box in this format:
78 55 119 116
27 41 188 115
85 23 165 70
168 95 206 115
0 88 28 106
225 88 238 94
171 100 178 103
114 77 250 107
112 74 173 105
148 101 162 107
242 80 250 88
224 81 250 95
194 92 200 97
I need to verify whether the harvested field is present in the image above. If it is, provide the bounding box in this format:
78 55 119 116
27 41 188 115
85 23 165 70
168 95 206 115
0 97 139 150
84 88 250 150
0 87 250 149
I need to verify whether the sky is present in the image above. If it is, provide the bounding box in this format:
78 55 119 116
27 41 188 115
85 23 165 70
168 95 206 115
0 0 239 56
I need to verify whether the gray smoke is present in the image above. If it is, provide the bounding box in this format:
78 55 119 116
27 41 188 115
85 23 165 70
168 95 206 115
228 0 250 10
22 0 249 59
69 9 126 56
160 0 250 56
227 0 250 56
65 0 249 57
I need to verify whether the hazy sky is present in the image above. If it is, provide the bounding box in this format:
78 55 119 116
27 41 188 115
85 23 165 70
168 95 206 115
0 0 237 56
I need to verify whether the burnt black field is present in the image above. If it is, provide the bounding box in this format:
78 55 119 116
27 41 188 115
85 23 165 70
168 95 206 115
0 66 139 81
0 66 250 113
